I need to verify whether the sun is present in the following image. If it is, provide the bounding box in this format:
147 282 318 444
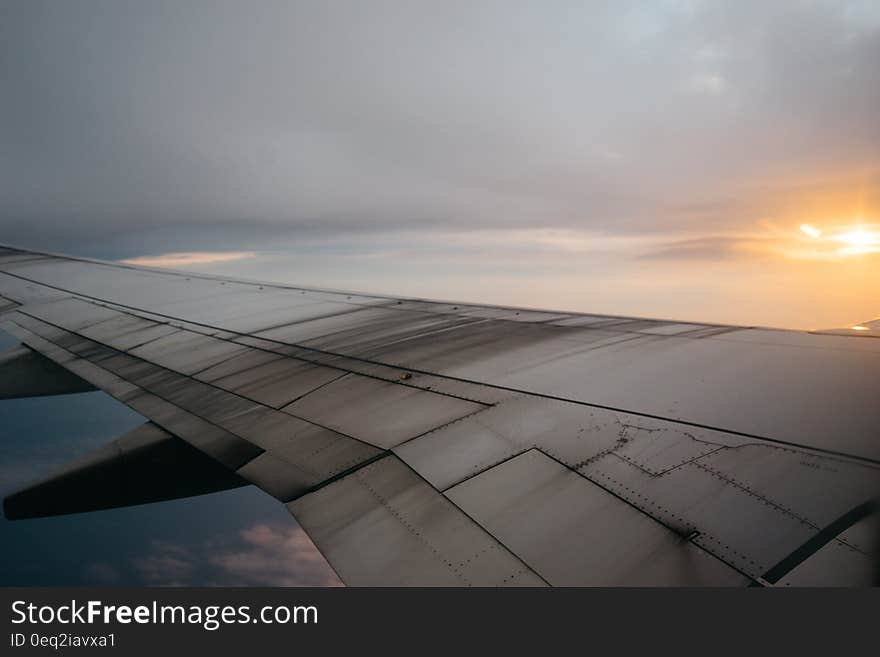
798 222 880 256
834 229 879 255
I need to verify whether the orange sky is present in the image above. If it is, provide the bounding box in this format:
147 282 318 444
135 216 879 332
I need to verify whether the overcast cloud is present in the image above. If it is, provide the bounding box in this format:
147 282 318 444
1 0 877 258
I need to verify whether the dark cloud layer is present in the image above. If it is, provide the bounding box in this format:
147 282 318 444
1 1 878 257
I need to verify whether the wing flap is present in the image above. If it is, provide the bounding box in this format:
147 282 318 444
1 307 386 504
287 455 546 586
445 450 748 586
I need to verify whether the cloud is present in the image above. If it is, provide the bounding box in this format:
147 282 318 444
640 235 759 261
132 541 198 586
132 521 342 587
208 523 341 586
119 252 256 267
83 562 122 585
0 1 876 257
690 73 727 95
1 2 877 332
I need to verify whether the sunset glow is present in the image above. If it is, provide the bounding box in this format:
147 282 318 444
799 224 822 239
794 221 880 258
834 229 880 255
120 252 256 267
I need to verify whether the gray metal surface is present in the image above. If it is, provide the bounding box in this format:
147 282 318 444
78 314 180 351
774 511 879 586
395 396 748 491
446 450 748 586
364 321 880 461
0 296 19 315
192 348 282 382
205 356 346 408
282 373 487 449
575 453 876 581
288 455 546 586
394 396 628 490
127 331 251 375
1 243 878 586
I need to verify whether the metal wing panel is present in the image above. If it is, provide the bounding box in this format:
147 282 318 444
775 512 879 586
577 454 865 581
356 318 880 461
0 299 19 315
192 349 283 382
292 313 491 356
693 445 880 528
127 332 252 375
445 450 749 586
394 396 628 491
281 374 489 450
394 396 748 491
484 333 880 461
202 356 347 408
78 314 181 351
394 390 880 584
24 297 123 331
287 455 546 586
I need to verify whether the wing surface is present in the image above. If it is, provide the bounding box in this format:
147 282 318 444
1 244 877 586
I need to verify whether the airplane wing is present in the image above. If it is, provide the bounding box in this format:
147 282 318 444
1 243 878 586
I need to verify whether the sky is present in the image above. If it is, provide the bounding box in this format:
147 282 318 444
0 0 880 328
0 1 878 585
0 0 878 329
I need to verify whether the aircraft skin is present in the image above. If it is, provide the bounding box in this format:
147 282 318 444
0 243 878 586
